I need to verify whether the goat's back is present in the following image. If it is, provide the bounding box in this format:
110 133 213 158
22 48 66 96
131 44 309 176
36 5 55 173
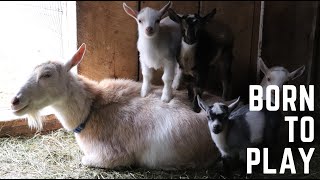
77 78 221 169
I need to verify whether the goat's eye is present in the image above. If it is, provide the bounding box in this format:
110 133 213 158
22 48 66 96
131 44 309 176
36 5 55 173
41 74 51 79
155 19 160 23
267 77 271 81
138 19 142 23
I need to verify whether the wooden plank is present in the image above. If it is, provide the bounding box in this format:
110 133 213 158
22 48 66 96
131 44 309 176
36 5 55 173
310 2 320 84
77 1 139 81
262 1 318 86
0 115 62 137
201 1 256 99
250 1 262 85
139 1 199 85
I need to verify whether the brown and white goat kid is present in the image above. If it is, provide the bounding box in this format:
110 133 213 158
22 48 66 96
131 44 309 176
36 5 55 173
10 43 222 170
123 1 182 103
168 8 234 113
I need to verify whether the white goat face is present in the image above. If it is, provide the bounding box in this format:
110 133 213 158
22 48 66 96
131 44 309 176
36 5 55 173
123 1 172 38
137 8 162 38
11 43 86 116
11 62 66 116
259 57 305 92
260 67 290 91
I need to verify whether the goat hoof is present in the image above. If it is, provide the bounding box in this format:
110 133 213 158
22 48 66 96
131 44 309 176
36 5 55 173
141 88 150 97
161 94 172 103
172 82 179 90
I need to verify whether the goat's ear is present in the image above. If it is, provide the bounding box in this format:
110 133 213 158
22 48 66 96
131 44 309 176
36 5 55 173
159 1 172 18
258 57 269 75
65 43 86 72
289 65 305 81
201 8 216 24
168 8 181 23
123 2 138 20
197 95 209 112
228 96 240 113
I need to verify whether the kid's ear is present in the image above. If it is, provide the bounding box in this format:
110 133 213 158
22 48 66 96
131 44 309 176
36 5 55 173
159 1 172 18
201 8 216 24
197 95 209 112
168 8 182 24
123 2 138 20
289 65 305 81
258 57 269 76
228 96 240 113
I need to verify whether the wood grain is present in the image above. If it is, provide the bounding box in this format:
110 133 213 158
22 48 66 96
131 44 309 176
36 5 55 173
261 1 318 86
201 1 256 99
0 114 62 137
77 1 139 81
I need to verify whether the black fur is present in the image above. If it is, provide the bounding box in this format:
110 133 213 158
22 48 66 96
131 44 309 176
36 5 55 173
168 8 234 113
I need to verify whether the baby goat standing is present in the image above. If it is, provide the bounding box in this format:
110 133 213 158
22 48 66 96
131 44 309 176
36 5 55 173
197 95 283 174
168 8 234 112
123 1 182 103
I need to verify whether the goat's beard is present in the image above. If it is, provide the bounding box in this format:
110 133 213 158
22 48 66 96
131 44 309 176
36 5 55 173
27 111 44 132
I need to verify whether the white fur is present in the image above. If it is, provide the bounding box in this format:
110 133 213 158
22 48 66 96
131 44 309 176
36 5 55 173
211 103 225 115
124 3 182 103
11 44 223 170
180 41 197 75
245 111 265 143
209 122 228 157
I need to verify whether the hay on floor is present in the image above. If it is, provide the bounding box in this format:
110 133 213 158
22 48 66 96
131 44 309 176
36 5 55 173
0 128 319 179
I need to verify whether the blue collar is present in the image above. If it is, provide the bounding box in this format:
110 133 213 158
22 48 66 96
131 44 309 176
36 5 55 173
73 108 93 134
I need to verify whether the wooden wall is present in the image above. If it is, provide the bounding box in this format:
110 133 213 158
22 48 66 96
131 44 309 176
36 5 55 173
77 1 139 81
77 1 319 100
260 1 319 86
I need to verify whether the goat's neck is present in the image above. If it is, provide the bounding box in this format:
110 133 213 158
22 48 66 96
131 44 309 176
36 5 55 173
52 74 93 131
211 128 229 157
181 40 197 52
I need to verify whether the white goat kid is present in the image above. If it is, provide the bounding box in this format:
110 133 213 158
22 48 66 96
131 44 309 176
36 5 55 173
11 43 222 170
123 1 182 103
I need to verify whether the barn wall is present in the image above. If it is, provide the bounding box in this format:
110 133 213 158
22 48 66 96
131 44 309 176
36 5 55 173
77 1 319 99
77 1 139 81
260 1 319 86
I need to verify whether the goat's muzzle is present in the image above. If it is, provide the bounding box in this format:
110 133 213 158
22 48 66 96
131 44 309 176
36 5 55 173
11 96 20 106
212 125 222 134
145 27 154 36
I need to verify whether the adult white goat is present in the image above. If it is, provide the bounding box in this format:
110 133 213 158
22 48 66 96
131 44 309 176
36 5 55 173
123 1 182 103
11 43 222 170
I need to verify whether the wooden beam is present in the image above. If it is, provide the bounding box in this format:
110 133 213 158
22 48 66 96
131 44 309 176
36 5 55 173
0 114 62 138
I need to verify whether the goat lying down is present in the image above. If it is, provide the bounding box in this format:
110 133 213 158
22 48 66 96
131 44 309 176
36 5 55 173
10 43 223 170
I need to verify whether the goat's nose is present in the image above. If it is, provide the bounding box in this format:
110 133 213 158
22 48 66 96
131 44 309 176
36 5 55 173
11 97 20 106
146 27 153 33
213 126 222 134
